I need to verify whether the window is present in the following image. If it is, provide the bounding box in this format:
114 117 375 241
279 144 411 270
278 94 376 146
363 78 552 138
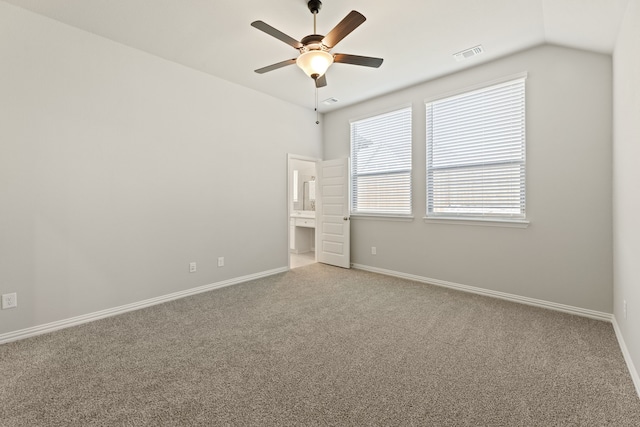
426 77 526 220
350 107 412 216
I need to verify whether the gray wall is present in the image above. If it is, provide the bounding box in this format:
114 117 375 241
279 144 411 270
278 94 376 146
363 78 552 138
323 45 613 313
613 0 640 384
0 3 322 335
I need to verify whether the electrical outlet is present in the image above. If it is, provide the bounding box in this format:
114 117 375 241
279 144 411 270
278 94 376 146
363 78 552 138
623 300 627 320
189 262 197 273
371 246 377 255
217 257 225 267
2 293 17 309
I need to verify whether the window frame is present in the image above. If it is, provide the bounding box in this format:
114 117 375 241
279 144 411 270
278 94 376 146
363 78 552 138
350 105 413 218
424 74 529 226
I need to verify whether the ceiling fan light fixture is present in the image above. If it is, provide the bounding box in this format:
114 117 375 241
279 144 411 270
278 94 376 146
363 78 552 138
296 50 334 79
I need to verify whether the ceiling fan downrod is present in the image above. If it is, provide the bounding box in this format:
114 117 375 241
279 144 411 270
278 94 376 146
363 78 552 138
308 0 322 33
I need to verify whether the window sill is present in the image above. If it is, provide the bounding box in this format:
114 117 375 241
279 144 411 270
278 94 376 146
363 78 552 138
351 214 415 222
422 216 530 228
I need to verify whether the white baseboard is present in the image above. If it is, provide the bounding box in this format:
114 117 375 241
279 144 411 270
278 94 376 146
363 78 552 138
612 316 640 399
352 263 612 321
0 267 288 345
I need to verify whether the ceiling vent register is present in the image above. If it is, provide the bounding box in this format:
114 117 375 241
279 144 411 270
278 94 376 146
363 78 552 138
453 45 484 61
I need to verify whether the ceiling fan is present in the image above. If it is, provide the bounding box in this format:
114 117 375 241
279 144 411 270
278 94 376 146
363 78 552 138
251 0 383 88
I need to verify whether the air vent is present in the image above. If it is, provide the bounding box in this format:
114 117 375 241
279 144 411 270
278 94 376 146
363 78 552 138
322 97 339 105
453 45 484 62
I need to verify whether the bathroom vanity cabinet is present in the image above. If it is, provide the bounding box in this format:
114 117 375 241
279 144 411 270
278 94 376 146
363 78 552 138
290 211 316 254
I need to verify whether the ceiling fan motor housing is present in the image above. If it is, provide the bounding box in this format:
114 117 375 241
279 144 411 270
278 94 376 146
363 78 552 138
300 34 327 52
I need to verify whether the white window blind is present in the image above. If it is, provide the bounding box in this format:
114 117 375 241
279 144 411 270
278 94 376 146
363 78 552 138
426 77 526 219
351 107 412 215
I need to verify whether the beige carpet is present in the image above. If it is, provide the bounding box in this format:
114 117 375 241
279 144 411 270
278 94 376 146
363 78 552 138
1 263 639 426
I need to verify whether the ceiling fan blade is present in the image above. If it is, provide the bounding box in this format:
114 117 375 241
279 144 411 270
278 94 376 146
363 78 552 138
322 11 366 49
315 74 327 88
251 21 303 49
333 53 383 68
254 59 297 74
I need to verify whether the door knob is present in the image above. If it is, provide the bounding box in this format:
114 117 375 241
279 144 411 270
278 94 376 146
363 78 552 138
343 217 350 221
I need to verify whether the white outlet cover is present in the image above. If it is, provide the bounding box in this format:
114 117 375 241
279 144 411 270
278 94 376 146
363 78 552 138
2 293 17 309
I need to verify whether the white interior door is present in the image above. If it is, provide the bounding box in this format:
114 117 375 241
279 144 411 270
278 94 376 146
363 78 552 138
316 158 350 268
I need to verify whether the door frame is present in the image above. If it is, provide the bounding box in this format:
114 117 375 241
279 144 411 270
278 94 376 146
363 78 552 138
287 153 321 270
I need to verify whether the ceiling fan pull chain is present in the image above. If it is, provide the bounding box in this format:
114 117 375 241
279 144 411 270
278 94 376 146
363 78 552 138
315 87 319 124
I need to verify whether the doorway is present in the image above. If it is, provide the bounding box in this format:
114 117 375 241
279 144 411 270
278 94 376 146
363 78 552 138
288 154 319 269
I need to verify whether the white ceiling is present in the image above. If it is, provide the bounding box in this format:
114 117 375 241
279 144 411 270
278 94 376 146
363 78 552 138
2 0 630 112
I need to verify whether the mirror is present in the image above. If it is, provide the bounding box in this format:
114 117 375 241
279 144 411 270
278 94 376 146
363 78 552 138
292 171 316 211
303 180 316 211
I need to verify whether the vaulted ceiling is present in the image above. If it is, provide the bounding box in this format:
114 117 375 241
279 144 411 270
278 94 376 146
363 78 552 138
2 0 630 112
